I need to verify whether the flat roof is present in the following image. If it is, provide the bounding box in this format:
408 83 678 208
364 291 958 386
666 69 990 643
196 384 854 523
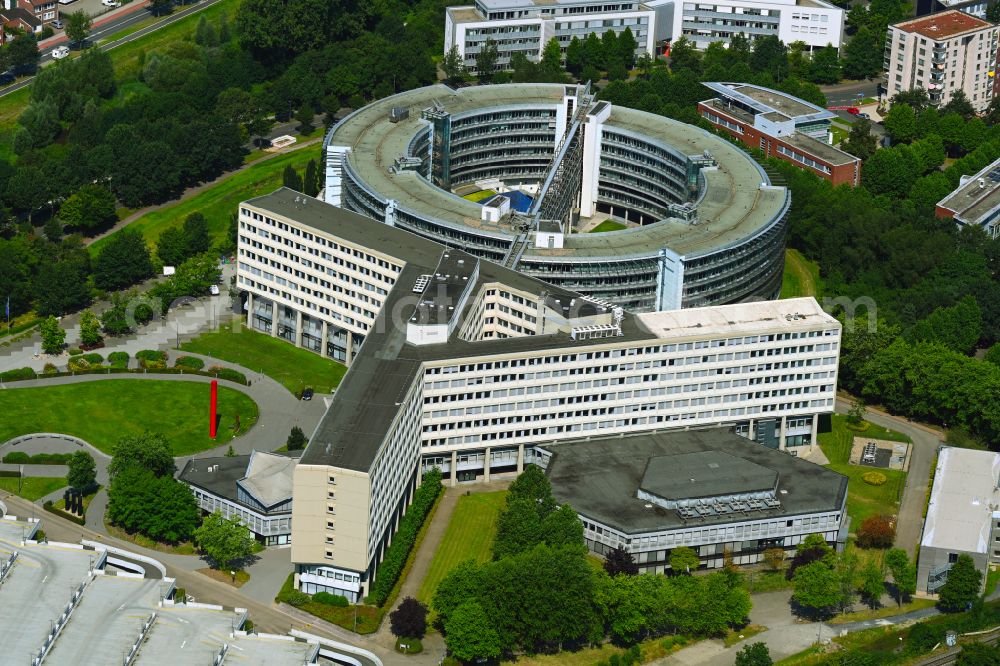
325 84 787 260
703 82 834 124
180 455 251 502
138 606 238 665
921 447 1000 555
543 428 848 533
784 131 860 167
641 451 777 501
635 297 839 338
893 9 993 39
937 157 1000 225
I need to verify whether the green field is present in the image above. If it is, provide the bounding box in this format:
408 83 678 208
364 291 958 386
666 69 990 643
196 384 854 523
417 490 506 604
89 145 320 256
589 220 627 233
180 320 347 395
0 379 258 455
462 189 498 203
780 248 821 299
818 415 910 529
0 477 67 501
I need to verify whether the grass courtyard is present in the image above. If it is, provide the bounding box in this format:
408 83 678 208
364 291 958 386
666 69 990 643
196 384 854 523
0 477 67 502
180 321 347 395
0 380 257 456
818 414 910 529
588 220 627 233
417 490 506 604
780 249 821 299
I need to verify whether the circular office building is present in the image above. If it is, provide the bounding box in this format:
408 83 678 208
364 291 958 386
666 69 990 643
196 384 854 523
322 83 789 311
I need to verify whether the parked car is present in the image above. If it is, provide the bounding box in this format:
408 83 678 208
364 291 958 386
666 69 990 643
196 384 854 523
301 387 314 401
209 284 220 296
101 0 120 6
51 46 70 59
52 19 63 28
0 72 14 85
857 112 871 120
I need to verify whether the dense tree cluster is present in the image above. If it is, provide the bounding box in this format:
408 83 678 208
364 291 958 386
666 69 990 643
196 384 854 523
434 466 752 659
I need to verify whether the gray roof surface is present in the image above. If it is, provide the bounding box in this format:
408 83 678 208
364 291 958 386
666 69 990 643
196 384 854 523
543 428 848 534
640 451 777 501
937 157 1000 225
179 451 294 509
325 83 787 260
703 82 834 123
179 455 251 502
241 451 296 507
921 446 1000 555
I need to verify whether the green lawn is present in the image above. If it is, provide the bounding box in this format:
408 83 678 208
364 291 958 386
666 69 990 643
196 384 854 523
417 490 506 604
0 380 257 455
0 477 67 501
90 145 320 256
180 320 347 395
819 414 910 529
780 249 821 299
462 189 498 203
589 220 627 233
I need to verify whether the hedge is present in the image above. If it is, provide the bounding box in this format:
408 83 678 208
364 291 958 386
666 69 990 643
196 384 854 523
313 591 349 606
174 356 205 370
82 353 104 364
136 350 168 369
0 367 250 386
44 500 86 526
108 352 130 368
2 452 73 465
367 468 443 606
0 367 36 381
0 470 21 478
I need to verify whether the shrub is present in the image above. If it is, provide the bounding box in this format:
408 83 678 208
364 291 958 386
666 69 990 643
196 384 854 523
282 590 311 607
0 470 20 478
857 515 895 548
368 469 443 606
0 367 36 381
862 471 887 486
4 452 72 465
244 619 255 633
68 357 91 372
2 452 30 464
34 529 46 542
313 591 349 606
108 351 130 368
43 363 58 374
174 355 205 370
175 587 186 603
43 501 85 526
215 368 248 384
82 352 104 364
136 349 168 368
67 347 82 356
143 360 168 370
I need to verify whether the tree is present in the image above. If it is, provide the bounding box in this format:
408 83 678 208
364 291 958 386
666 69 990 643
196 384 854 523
735 642 773 666
107 466 199 542
861 145 920 197
604 545 639 576
938 554 983 612
36 258 92 317
442 45 467 84
109 431 175 479
157 226 189 267
445 601 502 662
303 159 319 197
94 229 154 291
858 559 885 608
886 548 916 606
808 45 842 84
18 99 61 150
282 164 303 191
65 11 93 46
857 516 895 549
182 212 210 256
475 39 499 84
843 118 878 161
892 88 931 112
389 597 428 639
59 184 117 233
884 103 918 144
847 397 866 426
67 450 96 491
670 546 700 574
295 104 314 134
764 547 786 572
956 642 1000 666
78 309 102 347
842 26 883 80
538 38 565 82
193 511 258 569
943 90 975 120
7 33 39 74
286 426 307 451
792 561 841 616
39 315 66 355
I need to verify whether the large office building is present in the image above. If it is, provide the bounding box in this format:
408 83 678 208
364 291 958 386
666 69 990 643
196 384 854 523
647 0 844 50
917 447 1000 594
884 10 998 113
699 82 861 187
445 0 655 74
539 428 848 572
237 188 841 601
323 83 790 314
935 156 1000 238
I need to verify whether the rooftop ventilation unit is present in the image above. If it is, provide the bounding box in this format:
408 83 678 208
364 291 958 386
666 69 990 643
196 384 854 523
412 275 432 293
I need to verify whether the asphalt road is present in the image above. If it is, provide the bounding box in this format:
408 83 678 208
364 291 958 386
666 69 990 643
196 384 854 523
0 0 225 100
821 79 885 106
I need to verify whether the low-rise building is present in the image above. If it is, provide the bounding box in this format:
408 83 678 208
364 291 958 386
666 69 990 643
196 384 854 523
935 157 1000 238
917 446 1000 595
0 7 42 46
538 428 849 571
699 82 862 187
884 10 998 113
179 451 295 546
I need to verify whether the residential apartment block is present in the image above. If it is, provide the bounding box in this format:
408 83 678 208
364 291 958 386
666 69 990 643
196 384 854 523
885 10 998 113
917 447 1000 594
935 157 1000 238
699 82 861 186
647 0 844 50
445 0 655 73
236 188 842 601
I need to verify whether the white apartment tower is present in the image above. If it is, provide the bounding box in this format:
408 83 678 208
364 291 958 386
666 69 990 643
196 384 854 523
885 10 999 113
235 188 842 602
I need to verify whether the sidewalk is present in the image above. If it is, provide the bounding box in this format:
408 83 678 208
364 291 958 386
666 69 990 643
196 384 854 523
39 0 152 49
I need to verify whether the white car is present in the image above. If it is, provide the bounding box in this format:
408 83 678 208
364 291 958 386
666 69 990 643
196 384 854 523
101 0 120 6
51 46 70 59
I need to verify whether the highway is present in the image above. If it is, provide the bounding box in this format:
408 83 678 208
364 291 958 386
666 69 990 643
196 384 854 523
0 0 227 100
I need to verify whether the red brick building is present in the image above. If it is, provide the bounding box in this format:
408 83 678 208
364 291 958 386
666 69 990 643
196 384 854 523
699 82 862 187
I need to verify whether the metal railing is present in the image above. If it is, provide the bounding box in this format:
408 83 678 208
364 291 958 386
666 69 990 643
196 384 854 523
0 550 16 586
31 577 89 666
122 612 157 666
